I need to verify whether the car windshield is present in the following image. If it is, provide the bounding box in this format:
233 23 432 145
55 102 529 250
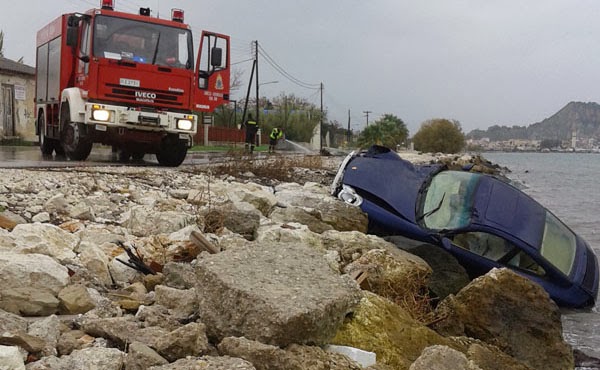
540 211 577 276
92 15 193 69
418 171 480 230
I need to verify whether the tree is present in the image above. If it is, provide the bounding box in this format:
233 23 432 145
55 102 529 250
357 114 408 148
413 118 465 153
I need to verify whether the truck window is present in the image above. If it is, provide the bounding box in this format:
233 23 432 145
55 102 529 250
92 15 193 69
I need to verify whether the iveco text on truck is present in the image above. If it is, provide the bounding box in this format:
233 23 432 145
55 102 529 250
35 0 230 166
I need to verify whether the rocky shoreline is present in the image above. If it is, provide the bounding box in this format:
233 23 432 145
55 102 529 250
0 152 581 369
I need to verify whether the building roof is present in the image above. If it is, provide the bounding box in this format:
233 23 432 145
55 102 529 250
0 57 35 76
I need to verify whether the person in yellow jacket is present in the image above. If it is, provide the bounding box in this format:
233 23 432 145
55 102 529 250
268 127 283 153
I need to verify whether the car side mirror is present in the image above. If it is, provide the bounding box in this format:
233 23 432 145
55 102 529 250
66 16 79 47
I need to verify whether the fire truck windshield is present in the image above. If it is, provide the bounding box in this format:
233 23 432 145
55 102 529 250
92 15 193 70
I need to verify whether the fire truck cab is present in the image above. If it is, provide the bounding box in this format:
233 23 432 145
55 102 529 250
35 0 230 166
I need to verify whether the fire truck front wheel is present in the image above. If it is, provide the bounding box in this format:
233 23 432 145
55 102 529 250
60 104 93 161
156 135 188 167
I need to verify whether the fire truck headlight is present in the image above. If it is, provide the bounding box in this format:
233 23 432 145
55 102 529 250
92 109 111 122
177 118 193 131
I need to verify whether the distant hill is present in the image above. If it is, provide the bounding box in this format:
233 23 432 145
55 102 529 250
467 102 600 141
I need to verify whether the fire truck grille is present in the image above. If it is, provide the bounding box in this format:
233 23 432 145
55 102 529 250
105 84 184 107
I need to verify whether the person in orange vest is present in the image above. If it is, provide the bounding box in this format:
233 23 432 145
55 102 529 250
268 127 283 153
243 114 258 153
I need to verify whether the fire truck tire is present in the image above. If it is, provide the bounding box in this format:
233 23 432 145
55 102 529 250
38 115 56 156
60 104 93 161
156 135 188 167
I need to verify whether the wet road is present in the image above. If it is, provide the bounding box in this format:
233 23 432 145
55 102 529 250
0 145 223 168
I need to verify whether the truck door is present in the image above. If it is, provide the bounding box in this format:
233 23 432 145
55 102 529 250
194 31 230 112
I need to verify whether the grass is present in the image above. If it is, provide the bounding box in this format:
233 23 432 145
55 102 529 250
188 151 325 183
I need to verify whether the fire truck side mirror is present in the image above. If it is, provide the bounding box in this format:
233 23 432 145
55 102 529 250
66 16 80 47
210 47 223 68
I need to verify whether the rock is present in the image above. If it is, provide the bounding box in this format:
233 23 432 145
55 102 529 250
0 309 28 334
215 202 261 241
162 262 196 289
0 345 25 370
333 292 452 370
269 206 334 233
27 315 63 356
135 305 182 332
218 336 363 370
78 242 112 287
433 268 573 370
122 205 196 237
31 212 50 223
79 316 141 348
153 322 210 362
0 332 47 354
227 182 278 217
68 201 96 221
154 285 197 319
0 252 69 316
9 223 79 262
195 242 362 346
0 287 60 316
148 356 256 370
409 345 480 370
125 341 168 370
27 347 125 370
274 182 368 232
321 230 420 270
44 193 69 215
56 330 87 356
58 284 96 314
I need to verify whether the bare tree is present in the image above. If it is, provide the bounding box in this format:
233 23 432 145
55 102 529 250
0 30 4 58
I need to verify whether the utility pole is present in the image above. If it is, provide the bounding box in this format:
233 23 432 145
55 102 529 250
363 110 372 127
255 40 259 129
320 82 324 152
347 109 351 143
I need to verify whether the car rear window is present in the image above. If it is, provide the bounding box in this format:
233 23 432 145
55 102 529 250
540 212 577 276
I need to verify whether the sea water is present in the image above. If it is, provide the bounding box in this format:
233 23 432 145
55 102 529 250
484 152 600 361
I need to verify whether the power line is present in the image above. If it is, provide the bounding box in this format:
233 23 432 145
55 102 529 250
257 44 320 89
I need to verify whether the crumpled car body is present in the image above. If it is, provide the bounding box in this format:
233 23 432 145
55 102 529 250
331 145 599 308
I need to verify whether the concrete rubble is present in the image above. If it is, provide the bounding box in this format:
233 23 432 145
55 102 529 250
0 154 574 369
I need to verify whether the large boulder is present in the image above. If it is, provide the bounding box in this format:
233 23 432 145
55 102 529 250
433 268 573 370
332 292 452 370
269 206 334 234
194 242 362 346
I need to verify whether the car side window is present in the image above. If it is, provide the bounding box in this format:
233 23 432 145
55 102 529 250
451 231 545 276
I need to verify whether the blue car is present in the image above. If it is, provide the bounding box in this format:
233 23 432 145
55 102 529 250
331 146 598 308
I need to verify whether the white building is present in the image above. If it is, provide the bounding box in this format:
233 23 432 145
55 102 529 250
0 57 36 141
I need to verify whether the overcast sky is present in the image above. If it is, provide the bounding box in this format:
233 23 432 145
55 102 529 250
2 0 600 134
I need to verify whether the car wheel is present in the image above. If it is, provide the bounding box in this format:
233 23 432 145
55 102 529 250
38 114 55 156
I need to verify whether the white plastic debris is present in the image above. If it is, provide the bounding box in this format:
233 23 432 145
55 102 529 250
325 344 376 368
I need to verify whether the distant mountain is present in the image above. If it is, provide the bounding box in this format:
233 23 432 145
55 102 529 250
467 102 600 141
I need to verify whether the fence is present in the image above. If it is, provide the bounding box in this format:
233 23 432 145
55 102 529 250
193 125 269 146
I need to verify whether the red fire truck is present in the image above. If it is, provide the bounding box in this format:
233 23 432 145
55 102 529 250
35 0 230 166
